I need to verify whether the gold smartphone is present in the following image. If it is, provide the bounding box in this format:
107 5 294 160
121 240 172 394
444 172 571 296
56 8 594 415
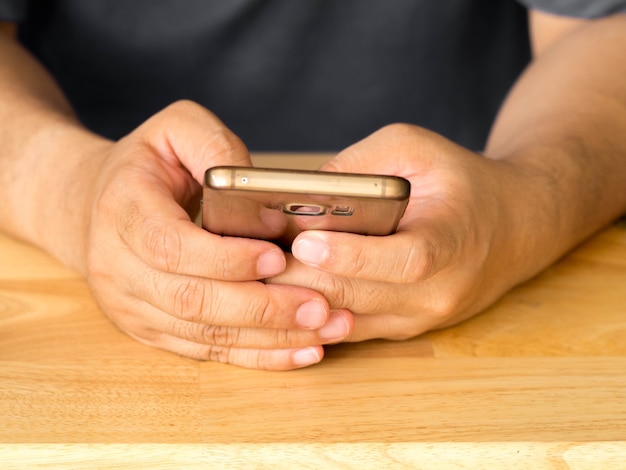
202 166 411 247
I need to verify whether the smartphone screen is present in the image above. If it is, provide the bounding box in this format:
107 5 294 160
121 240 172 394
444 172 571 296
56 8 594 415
202 166 410 246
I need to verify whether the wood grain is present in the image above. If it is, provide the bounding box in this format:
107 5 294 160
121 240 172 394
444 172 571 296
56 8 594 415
2 443 626 469
1 157 626 467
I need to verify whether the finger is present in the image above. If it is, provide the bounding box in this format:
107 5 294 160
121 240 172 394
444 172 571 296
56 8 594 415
154 335 325 370
291 225 457 283
94 266 352 350
111 106 285 280
345 312 442 343
131 265 335 331
267 262 449 343
272 254 480 328
116 184 287 280
141 100 252 184
133 299 352 349
268 256 402 315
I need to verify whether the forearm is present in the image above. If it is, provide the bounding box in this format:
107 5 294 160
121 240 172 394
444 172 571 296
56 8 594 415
485 14 626 272
0 31 110 269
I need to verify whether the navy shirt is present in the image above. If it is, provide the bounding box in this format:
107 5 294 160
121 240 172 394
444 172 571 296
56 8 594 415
2 1 625 151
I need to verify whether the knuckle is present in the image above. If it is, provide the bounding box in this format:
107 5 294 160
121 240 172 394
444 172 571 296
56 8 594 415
379 122 416 137
379 122 446 144
156 100 247 158
157 99 207 120
147 100 203 132
163 99 203 117
170 320 197 342
244 295 275 328
318 275 354 310
199 324 241 347
346 243 369 277
142 221 184 271
210 253 230 280
171 278 211 322
427 291 464 320
203 127 246 161
205 345 231 364
375 122 422 143
272 328 292 348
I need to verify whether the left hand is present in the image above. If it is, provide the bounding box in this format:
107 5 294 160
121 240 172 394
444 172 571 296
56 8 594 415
268 123 538 342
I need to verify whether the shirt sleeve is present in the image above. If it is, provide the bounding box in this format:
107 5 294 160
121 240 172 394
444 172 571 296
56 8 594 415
0 0 28 21
517 0 626 18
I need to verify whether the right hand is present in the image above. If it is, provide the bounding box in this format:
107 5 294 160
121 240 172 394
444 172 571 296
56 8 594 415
76 101 352 369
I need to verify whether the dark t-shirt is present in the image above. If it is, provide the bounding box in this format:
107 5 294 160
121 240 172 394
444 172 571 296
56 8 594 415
1 1 625 151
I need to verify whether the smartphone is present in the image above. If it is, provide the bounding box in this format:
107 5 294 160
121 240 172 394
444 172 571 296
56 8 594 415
202 166 410 246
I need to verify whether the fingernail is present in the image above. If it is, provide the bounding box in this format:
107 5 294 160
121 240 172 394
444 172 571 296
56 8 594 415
296 299 328 329
318 314 350 341
292 236 328 266
292 347 322 367
256 250 286 277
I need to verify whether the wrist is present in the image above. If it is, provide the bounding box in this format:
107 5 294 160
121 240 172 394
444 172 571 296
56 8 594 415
15 118 112 272
484 145 601 284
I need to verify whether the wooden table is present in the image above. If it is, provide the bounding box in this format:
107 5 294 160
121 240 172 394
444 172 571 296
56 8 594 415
1 155 626 468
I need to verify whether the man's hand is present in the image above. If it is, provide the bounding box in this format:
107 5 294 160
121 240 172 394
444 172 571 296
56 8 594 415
79 101 352 369
269 13 626 346
269 124 540 342
1 29 351 370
